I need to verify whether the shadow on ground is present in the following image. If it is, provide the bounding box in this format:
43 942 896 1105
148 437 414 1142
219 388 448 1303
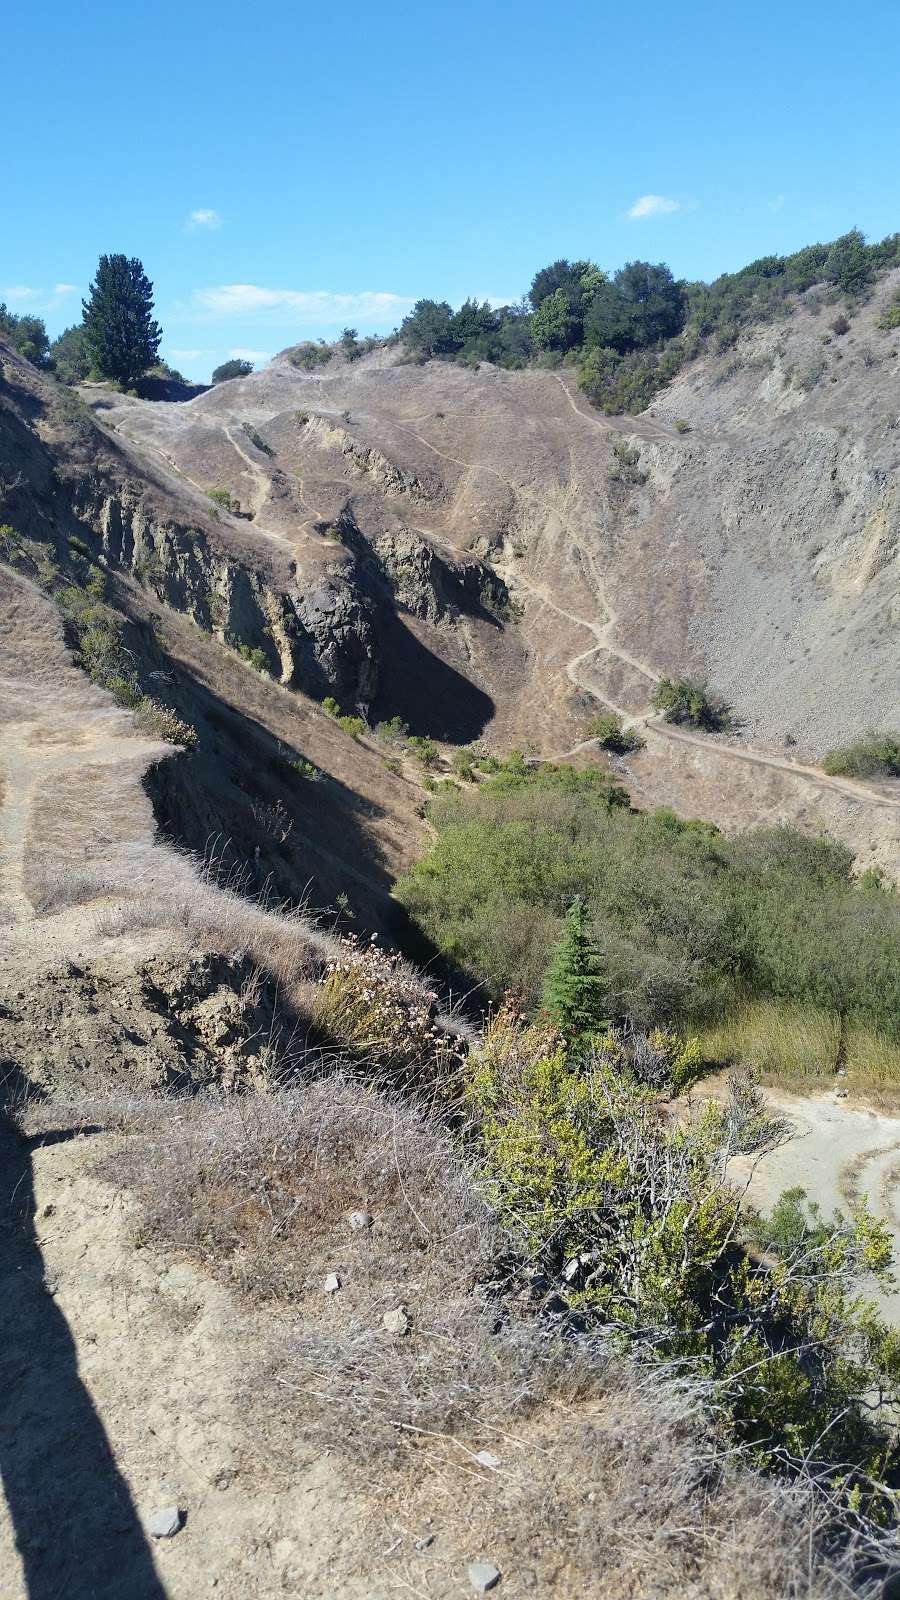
0 1066 167 1599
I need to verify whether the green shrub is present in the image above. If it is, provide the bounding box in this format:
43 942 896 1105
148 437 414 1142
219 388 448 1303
337 714 366 741
821 731 900 778
674 417 691 433
451 748 477 780
286 756 319 780
234 641 268 673
652 676 734 731
286 341 332 371
408 735 439 769
585 712 644 753
396 772 900 1036
375 715 409 747
135 698 198 749
207 486 239 514
470 1006 900 1501
212 358 253 384
878 294 900 331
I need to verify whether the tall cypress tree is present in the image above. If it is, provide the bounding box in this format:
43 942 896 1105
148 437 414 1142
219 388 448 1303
82 254 161 386
542 896 608 1045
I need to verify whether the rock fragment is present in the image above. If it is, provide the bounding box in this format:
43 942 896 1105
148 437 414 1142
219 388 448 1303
382 1306 409 1335
146 1506 183 1538
468 1560 501 1592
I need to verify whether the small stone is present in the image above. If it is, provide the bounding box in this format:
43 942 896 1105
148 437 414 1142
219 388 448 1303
415 1533 436 1551
468 1560 501 1592
146 1506 183 1539
323 1273 341 1293
382 1306 409 1336
474 1450 501 1469
349 1211 373 1232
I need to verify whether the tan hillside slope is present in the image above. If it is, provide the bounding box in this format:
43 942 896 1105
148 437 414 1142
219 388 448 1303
80 278 900 873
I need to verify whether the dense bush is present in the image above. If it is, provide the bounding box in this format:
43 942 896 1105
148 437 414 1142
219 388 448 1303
285 341 332 370
50 324 93 383
471 1006 900 1501
822 731 900 778
652 676 734 730
212 358 253 383
396 765 900 1038
585 712 644 753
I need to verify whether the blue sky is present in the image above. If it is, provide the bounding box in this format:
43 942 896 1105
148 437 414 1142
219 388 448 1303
4 0 900 381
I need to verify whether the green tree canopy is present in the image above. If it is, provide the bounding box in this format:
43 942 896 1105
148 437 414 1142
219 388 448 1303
50 323 93 383
531 289 580 351
585 261 687 354
82 254 162 386
211 358 253 384
399 299 456 359
542 896 608 1043
0 304 51 368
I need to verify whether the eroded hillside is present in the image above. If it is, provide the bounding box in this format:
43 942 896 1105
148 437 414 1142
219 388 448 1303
79 277 900 873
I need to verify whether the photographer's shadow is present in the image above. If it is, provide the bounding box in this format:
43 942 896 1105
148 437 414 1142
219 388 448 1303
0 1067 167 1598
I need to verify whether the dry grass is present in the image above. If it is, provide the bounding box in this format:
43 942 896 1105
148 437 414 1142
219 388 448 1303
698 1000 900 1102
22 1078 896 1599
697 1000 842 1084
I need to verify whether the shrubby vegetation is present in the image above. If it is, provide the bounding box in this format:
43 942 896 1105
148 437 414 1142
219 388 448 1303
471 1006 900 1502
822 730 900 779
285 341 332 370
0 303 52 367
49 324 93 383
652 676 735 730
212 358 253 383
585 711 645 753
398 227 900 414
396 763 900 1041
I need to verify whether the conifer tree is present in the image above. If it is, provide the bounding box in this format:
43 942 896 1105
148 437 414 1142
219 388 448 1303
542 897 608 1044
82 254 161 386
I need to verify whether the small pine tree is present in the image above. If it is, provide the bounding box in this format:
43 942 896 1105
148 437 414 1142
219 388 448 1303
82 254 161 386
542 897 608 1043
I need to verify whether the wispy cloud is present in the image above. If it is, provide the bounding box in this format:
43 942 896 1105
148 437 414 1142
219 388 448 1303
768 194 786 212
229 347 272 362
2 283 77 311
169 347 217 361
193 284 413 325
185 208 222 232
627 194 681 220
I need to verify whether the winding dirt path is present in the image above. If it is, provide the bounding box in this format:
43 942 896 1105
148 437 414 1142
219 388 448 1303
110 401 900 819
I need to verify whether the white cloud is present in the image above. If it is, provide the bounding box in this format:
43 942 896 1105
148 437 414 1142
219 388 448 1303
169 347 216 361
2 283 78 311
229 347 272 362
627 194 680 219
186 208 222 231
194 284 413 324
768 194 786 212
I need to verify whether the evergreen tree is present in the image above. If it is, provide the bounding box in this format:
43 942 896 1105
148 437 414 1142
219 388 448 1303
542 897 608 1043
82 254 161 386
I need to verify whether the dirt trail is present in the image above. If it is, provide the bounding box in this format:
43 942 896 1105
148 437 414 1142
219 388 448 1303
108 387 900 821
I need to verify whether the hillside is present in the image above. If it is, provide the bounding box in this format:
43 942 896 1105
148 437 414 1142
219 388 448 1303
3 261 900 1599
70 269 900 878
